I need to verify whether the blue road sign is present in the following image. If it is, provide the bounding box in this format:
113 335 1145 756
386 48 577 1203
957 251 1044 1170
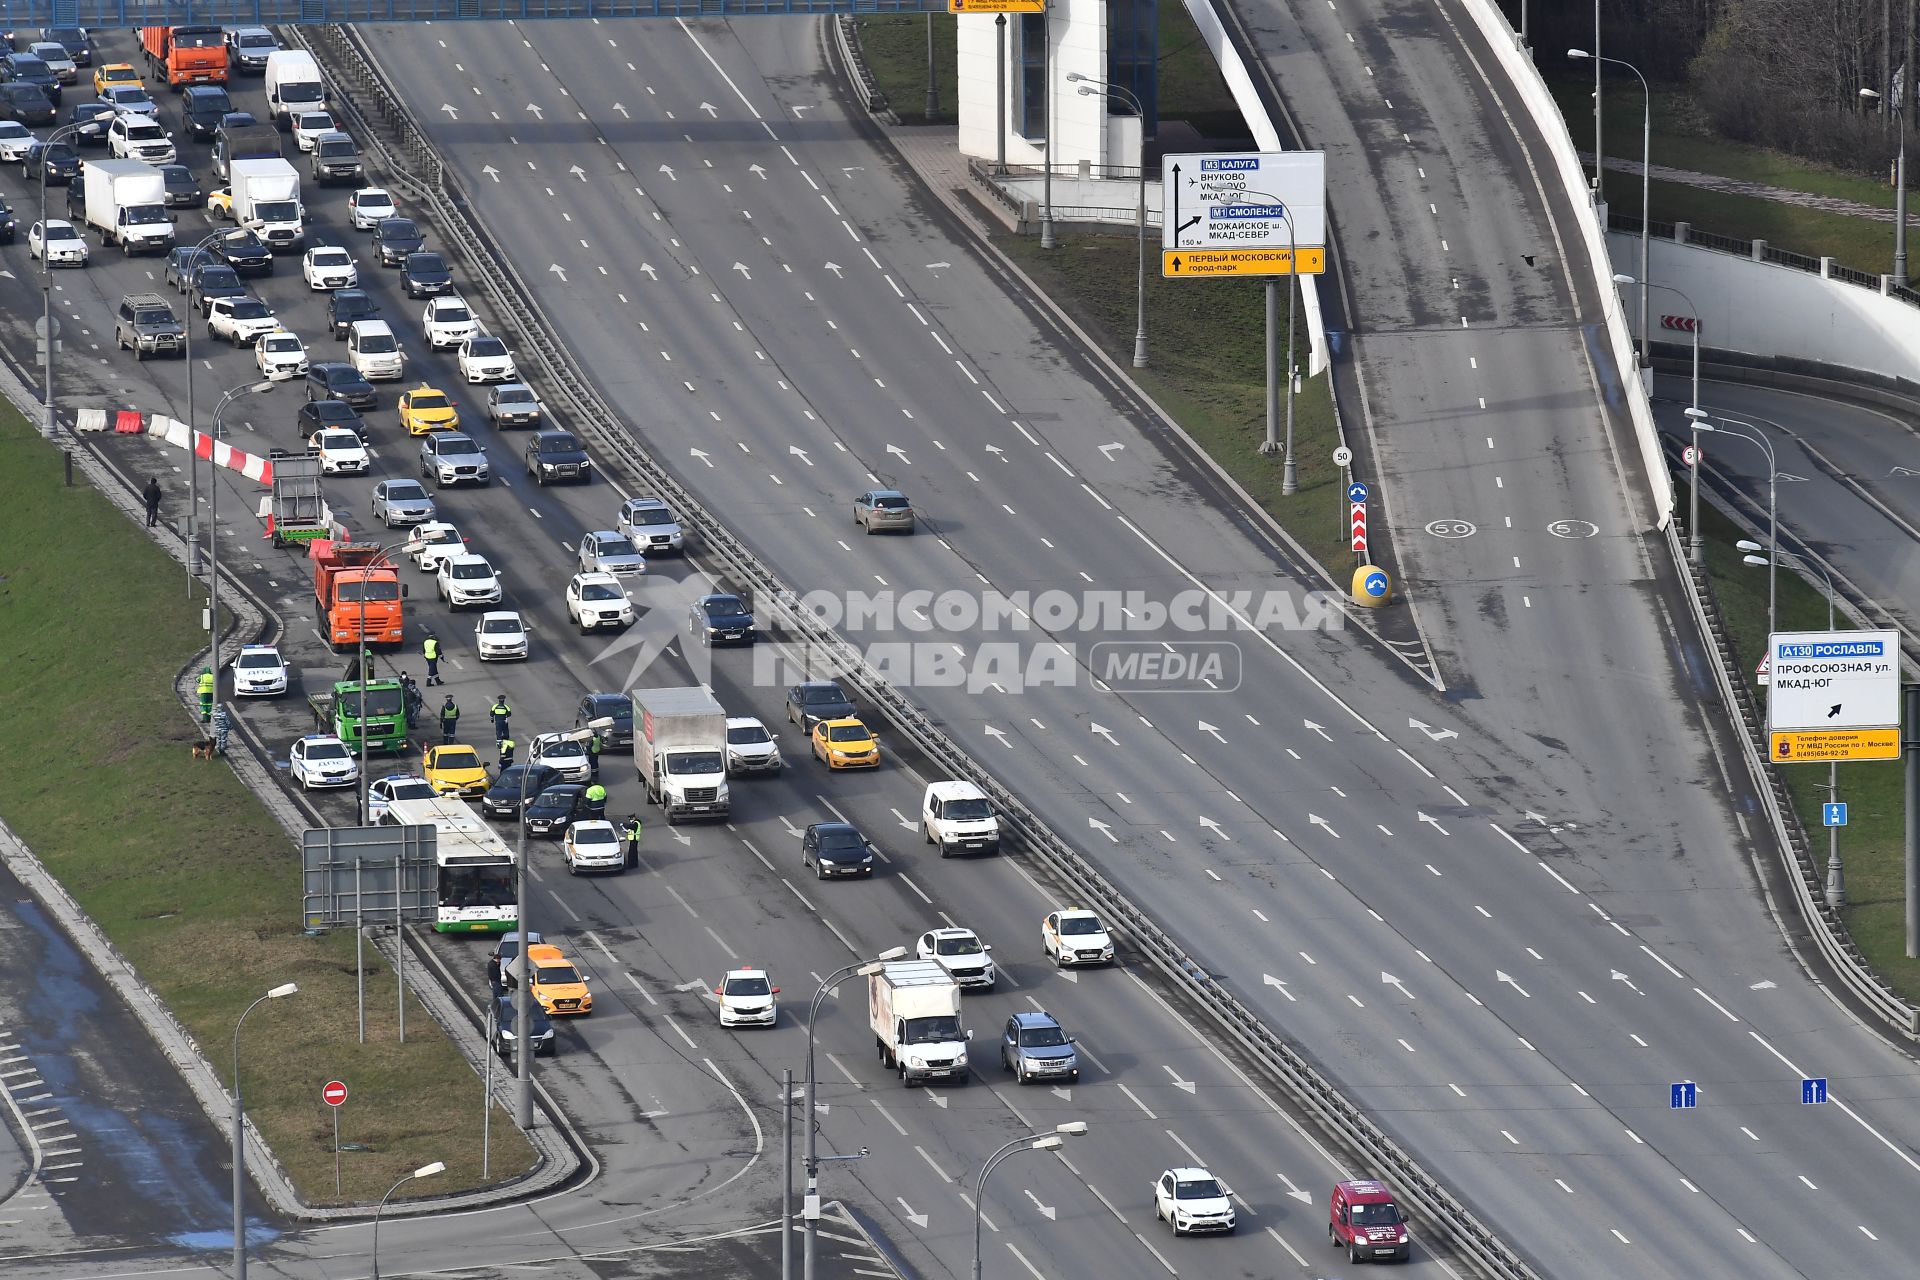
1671 1081 1697 1109
1362 571 1389 599
1347 481 1370 504
1823 803 1848 827
1802 1077 1828 1105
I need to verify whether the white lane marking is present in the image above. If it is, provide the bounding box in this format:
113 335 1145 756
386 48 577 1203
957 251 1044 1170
870 1099 908 1137
1266 1225 1308 1266
1745 1029 1920 1174
661 1013 697 1049
915 1144 952 1182
1115 1082 1157 1119
1695 988 1740 1022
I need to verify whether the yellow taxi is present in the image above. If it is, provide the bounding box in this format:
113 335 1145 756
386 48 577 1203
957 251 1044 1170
398 384 460 436
811 717 881 770
205 188 234 219
93 62 142 95
423 743 490 797
521 943 593 1016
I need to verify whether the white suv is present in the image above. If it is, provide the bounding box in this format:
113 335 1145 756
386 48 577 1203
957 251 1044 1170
565 571 634 633
922 781 1000 857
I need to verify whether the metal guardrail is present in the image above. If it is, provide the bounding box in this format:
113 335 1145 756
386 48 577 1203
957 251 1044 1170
1611 211 1913 300
297 23 1541 1279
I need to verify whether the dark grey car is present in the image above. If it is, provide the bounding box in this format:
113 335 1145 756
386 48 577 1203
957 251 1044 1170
801 822 875 879
785 681 856 733
305 362 377 409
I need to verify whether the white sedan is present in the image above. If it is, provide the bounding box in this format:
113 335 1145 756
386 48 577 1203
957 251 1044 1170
1042 908 1116 967
290 734 360 790
457 334 516 383
404 520 465 572
562 820 625 874
474 610 529 662
229 643 288 697
307 427 369 475
715 968 778 1027
0 121 36 164
291 110 337 151
29 219 88 266
255 330 309 381
302 245 358 290
421 295 479 350
565 572 634 633
528 732 591 783
347 186 395 231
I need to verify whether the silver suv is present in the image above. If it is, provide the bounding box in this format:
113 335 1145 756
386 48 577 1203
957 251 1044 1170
617 495 684 555
114 292 184 360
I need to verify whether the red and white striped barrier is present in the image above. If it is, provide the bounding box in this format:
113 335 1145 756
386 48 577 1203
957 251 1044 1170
146 415 276 486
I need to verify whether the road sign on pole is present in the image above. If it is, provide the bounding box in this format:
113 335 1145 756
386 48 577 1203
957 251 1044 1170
1347 481 1370 504
323 1079 348 1196
1162 151 1327 279
1767 630 1902 762
1802 1077 1829 1104
1670 1081 1697 1109
1350 503 1368 554
323 1080 349 1107
1823 802 1848 827
1331 445 1353 468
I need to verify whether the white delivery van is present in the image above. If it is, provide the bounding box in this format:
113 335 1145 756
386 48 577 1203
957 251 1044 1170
264 49 325 130
347 319 404 380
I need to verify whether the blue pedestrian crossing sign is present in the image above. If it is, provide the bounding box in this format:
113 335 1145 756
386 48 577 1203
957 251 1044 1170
1347 481 1370 504
1671 1081 1698 1109
1823 803 1848 827
1802 1077 1829 1104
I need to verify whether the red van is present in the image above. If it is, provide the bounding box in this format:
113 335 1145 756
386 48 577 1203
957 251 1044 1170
1330 1179 1411 1262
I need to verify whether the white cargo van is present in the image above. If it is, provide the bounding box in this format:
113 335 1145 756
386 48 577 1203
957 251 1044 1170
922 781 1000 856
347 319 403 380
264 49 325 131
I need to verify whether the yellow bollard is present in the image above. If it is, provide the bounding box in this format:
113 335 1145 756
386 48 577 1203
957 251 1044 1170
1351 565 1391 608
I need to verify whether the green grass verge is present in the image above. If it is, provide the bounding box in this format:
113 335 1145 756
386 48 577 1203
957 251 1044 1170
1696 500 1920 1001
0 407 536 1205
1638 178 1896 275
994 230 1346 576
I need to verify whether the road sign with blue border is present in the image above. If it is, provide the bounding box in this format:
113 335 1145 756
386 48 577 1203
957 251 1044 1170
1347 481 1370 504
1823 803 1848 827
1362 571 1388 599
1802 1078 1828 1104
1671 1081 1697 1109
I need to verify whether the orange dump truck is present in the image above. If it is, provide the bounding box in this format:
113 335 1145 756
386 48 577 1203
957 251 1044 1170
311 541 404 653
139 26 229 88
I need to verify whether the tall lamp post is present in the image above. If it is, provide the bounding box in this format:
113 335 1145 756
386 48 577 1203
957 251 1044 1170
1616 272 1703 561
1570 49 1651 369
36 121 87 442
370 1160 445 1279
349 538 417 825
181 225 240 578
205 381 276 708
232 982 298 1280
1861 79 1910 286
1067 72 1148 367
802 948 906 1280
971 1123 1089 1280
1691 414 1779 632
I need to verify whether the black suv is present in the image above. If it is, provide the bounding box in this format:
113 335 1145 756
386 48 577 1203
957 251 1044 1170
305 362 377 409
524 430 590 485
63 172 84 219
576 693 633 750
181 85 232 139
158 164 201 209
327 288 379 339
114 293 186 361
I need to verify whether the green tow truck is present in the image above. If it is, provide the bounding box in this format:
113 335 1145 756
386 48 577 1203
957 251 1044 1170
306 660 409 753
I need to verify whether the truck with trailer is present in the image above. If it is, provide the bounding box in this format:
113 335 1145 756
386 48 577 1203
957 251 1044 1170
311 540 404 654
213 119 279 181
632 686 730 823
80 159 174 255
227 156 303 250
868 960 971 1087
139 25 229 88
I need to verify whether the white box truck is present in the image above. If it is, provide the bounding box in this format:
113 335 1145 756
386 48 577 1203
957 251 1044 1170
633 686 730 823
264 49 325 131
228 156 303 250
81 159 174 255
869 960 970 1087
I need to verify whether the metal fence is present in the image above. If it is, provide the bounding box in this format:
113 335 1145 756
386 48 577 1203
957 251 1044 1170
1610 211 1918 304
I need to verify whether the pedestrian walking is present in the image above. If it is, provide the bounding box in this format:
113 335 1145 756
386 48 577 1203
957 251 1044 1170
486 951 503 996
400 673 423 729
622 813 643 867
196 667 215 723
143 477 162 528
422 630 442 686
438 696 460 745
489 694 512 746
499 736 516 770
584 781 608 820
587 731 602 781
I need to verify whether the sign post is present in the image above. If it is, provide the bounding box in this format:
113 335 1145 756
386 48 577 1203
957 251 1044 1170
323 1079 348 1195
1766 630 1902 762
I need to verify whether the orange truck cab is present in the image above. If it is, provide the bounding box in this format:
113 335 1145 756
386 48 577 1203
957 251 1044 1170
1330 1179 1411 1263
311 540 405 652
139 26 229 88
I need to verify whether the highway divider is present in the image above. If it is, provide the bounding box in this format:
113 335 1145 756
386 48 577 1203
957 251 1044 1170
293 20 1541 1279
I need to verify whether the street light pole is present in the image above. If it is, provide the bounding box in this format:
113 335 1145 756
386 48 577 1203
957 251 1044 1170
37 122 84 442
181 226 232 584
206 382 275 716
1694 415 1779 632
803 949 904 1280
1862 70 1911 285
515 782 533 1130
1618 272 1703 559
994 14 1007 175
232 982 297 1280
1039 6 1054 251
1571 50 1651 367
970 1123 1088 1280
1068 73 1148 367
370 1160 445 1279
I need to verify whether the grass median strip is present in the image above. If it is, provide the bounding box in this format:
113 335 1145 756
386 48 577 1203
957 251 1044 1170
0 407 535 1205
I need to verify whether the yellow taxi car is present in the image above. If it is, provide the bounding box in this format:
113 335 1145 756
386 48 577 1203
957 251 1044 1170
204 187 233 219
521 943 592 1016
93 62 142 95
398 384 460 436
811 717 881 770
423 743 490 797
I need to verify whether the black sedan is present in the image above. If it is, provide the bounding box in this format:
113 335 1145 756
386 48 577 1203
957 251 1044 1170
523 784 590 839
0 195 15 244
22 138 77 181
327 287 379 339
802 822 876 879
305 362 377 409
67 100 113 145
373 217 424 266
785 681 856 733
576 693 633 750
0 82 54 125
212 227 272 276
401 251 452 298
158 164 201 209
190 263 247 316
480 764 563 819
165 245 213 292
296 399 366 441
689 593 756 646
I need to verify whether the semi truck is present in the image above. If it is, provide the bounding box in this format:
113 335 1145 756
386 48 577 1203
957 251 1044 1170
268 454 327 546
213 120 279 181
307 665 409 753
868 960 970 1087
227 156 303 250
632 686 730 823
80 159 174 255
139 25 229 87
311 540 404 653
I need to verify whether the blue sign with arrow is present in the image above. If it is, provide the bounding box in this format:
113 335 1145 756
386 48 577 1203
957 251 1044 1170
1823 803 1847 827
1802 1077 1828 1105
1671 1081 1697 1109
1347 481 1369 504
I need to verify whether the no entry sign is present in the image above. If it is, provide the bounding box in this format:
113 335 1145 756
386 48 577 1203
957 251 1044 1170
323 1080 349 1108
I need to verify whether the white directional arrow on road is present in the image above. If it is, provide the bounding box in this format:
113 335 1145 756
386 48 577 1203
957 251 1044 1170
700 101 719 117
1090 722 1117 745
672 829 692 846
1050 1085 1072 1101
568 164 587 182
1197 816 1232 841
548 264 568 283
779 814 803 838
1381 972 1415 999
890 807 916 831
481 164 500 183
1611 970 1642 994
732 262 751 279
1097 442 1125 461
1750 979 1777 990
673 979 707 993
983 725 1011 748
885 444 912 465
1197 720 1225 743
1408 717 1459 741
1304 720 1331 742
1276 1172 1315 1204
1024 1189 1057 1221
1417 812 1449 835
526 103 544 119
612 102 630 117
1308 814 1340 839
1892 466 1920 477
1496 971 1532 998
790 446 813 466
440 103 459 119
658 164 677 181
923 1090 948 1109
639 263 658 280
689 448 713 468
896 1197 929 1229
749 163 767 180
985 444 1006 458
1089 817 1118 843
1263 974 1296 1002
825 262 843 277
926 260 952 273
1163 1066 1197 1095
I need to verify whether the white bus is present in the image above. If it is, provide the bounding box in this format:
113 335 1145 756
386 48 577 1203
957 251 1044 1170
379 796 518 934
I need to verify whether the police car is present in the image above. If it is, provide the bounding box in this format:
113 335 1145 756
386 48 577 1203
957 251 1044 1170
229 643 287 697
289 734 359 790
367 773 435 822
714 967 779 1028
